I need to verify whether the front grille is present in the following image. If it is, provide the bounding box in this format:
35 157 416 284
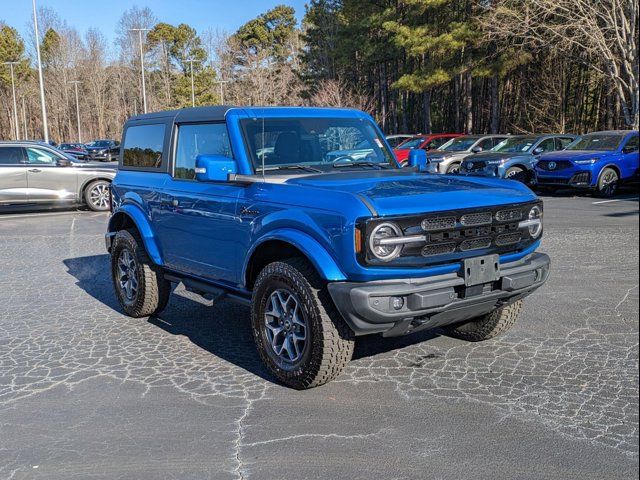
362 201 541 267
538 178 569 185
495 232 522 246
460 212 492 226
421 216 456 231
537 160 572 171
460 237 492 251
422 242 456 257
495 208 523 222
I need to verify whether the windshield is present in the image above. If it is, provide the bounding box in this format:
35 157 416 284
86 140 111 147
566 134 625 151
397 137 424 150
492 136 537 153
439 137 479 152
241 117 396 172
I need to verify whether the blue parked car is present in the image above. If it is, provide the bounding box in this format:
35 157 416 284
535 130 639 197
106 106 550 389
459 134 575 183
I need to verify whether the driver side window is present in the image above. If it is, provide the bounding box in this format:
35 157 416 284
623 135 638 153
26 148 59 165
537 138 556 153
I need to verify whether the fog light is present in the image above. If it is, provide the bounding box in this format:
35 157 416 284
391 296 405 310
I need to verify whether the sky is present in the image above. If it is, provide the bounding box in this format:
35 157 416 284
1 0 308 48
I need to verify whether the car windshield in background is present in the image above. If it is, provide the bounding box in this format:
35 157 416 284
566 134 624 151
492 136 537 153
439 137 478 152
86 141 111 147
241 117 396 172
397 137 424 149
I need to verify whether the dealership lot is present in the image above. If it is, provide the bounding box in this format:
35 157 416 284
0 193 638 479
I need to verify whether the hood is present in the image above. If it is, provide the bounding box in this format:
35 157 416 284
539 150 612 161
466 152 531 163
286 170 536 216
427 150 470 162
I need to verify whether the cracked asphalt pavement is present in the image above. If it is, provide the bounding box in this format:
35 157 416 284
0 193 638 479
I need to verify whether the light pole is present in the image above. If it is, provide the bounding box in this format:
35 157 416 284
186 59 201 107
129 28 150 113
2 61 20 140
215 79 229 105
68 80 82 142
21 97 27 139
32 0 48 143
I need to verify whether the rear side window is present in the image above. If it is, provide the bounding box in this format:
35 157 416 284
0 147 25 165
122 124 165 169
556 137 574 150
174 123 233 180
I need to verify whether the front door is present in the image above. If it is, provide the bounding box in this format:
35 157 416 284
620 135 639 179
24 147 77 204
0 146 28 205
153 122 245 284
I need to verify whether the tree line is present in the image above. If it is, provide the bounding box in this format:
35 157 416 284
1 1 637 143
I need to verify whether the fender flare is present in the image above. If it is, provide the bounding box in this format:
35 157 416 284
107 204 163 265
243 228 347 284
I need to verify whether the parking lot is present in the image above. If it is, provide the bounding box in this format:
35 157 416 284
0 192 638 479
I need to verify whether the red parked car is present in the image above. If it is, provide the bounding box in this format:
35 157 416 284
394 133 462 164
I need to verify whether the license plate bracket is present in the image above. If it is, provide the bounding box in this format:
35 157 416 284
464 255 500 287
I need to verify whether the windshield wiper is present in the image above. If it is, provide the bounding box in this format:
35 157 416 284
257 164 322 173
332 161 390 169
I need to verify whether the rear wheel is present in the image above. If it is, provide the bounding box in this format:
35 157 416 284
595 167 619 198
251 258 354 389
84 180 111 211
444 300 523 342
111 230 170 317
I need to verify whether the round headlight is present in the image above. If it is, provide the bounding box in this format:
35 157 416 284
527 205 543 238
369 222 403 262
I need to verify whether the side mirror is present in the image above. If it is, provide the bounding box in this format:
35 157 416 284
57 157 71 167
407 149 428 171
532 147 544 155
195 154 237 182
471 146 483 154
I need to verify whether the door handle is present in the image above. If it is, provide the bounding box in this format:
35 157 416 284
28 168 42 173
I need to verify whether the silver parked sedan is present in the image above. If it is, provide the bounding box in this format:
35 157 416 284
0 141 116 212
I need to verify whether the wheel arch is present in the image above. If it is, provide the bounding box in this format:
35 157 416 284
107 206 163 265
243 229 346 291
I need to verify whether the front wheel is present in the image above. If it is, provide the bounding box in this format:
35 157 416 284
595 167 619 198
251 258 354 389
444 299 523 342
446 162 461 174
505 166 526 182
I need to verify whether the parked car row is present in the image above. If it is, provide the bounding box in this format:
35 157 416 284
59 139 120 162
387 130 639 197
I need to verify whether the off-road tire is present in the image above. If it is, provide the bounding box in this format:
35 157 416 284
251 257 355 389
111 229 170 318
444 299 524 342
595 167 619 198
446 162 461 174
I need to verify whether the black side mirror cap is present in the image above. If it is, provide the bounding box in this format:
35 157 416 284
471 146 482 154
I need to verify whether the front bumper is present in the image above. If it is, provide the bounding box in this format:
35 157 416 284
328 252 550 337
535 168 593 188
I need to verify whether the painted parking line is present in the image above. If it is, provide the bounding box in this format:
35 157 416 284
0 211 103 221
592 197 639 205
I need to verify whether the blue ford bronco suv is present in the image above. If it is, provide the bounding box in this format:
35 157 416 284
106 106 550 389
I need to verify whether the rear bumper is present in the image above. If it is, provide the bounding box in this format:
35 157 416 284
328 252 550 337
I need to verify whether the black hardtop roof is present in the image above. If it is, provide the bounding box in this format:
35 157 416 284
126 105 236 124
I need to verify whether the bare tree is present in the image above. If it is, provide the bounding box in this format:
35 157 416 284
482 0 639 128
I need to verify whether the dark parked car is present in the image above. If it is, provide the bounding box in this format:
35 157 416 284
535 130 639 197
85 139 120 162
59 142 89 160
0 141 116 211
459 134 575 183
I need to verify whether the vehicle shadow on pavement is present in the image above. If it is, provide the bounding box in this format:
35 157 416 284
63 254 447 384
